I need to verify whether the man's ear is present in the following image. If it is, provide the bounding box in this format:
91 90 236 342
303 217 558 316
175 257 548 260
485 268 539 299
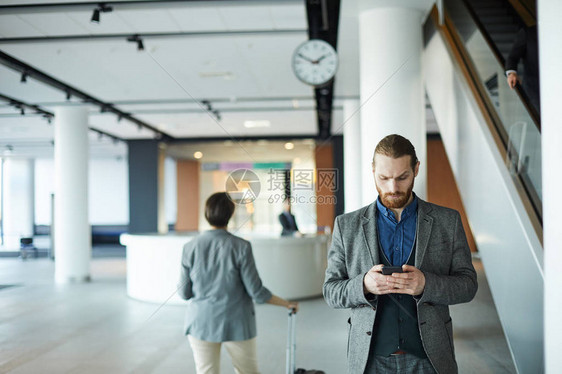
414 161 420 177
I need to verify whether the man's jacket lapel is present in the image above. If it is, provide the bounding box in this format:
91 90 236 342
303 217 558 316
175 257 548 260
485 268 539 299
415 199 434 268
361 202 379 266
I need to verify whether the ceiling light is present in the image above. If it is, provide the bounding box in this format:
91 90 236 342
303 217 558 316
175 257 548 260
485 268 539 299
212 110 221 121
20 73 27 83
194 151 203 159
198 71 236 79
127 34 144 51
4 145 13 156
201 100 212 111
292 99 300 109
91 3 113 24
285 142 295 150
244 120 271 128
90 8 100 23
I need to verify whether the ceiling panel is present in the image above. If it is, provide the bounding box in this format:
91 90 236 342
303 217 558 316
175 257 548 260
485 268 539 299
18 13 89 36
168 8 227 32
136 110 317 138
88 113 156 139
0 15 44 38
67 11 135 35
218 6 276 31
116 9 182 33
269 4 308 29
0 0 351 160
0 116 53 140
231 34 309 95
0 65 73 103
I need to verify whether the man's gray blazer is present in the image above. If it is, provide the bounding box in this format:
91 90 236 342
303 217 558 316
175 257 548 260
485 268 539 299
323 199 478 374
178 229 272 342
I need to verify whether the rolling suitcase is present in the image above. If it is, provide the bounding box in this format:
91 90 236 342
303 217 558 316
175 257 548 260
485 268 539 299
286 309 325 374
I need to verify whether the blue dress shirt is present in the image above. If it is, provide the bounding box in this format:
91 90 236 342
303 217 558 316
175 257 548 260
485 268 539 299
376 193 418 266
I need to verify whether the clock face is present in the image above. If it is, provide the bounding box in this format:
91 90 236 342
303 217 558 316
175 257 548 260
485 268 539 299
292 39 338 86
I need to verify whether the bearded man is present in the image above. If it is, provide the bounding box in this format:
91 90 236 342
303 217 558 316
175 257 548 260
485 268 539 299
323 134 477 374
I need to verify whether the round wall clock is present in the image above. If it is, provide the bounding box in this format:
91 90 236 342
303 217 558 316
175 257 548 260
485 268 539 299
292 39 338 87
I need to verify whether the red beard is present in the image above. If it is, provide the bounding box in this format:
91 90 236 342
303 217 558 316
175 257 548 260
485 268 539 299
376 181 414 209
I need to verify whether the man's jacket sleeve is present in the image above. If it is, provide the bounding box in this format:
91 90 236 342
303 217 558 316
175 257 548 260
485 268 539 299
323 216 376 309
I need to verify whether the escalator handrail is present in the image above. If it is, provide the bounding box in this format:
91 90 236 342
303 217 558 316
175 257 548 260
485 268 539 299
428 6 543 233
457 0 540 131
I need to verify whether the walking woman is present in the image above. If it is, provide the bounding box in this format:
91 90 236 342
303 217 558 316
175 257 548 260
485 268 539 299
178 192 298 374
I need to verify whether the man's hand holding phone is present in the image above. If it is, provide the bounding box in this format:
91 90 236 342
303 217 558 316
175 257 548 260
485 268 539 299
385 265 426 296
364 264 426 296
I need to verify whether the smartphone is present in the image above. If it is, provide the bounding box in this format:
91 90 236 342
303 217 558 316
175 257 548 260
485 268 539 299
382 266 404 275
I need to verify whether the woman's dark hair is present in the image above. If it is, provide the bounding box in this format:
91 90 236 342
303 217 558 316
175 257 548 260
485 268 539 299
205 192 235 227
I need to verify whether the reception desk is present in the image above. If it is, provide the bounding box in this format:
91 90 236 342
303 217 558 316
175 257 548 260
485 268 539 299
120 232 330 305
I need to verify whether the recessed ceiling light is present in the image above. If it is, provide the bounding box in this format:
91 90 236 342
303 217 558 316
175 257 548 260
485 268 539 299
199 71 236 80
292 99 300 109
194 151 203 159
284 142 295 150
244 120 271 128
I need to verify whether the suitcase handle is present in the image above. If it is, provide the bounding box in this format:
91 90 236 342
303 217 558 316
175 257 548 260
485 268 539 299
286 309 297 374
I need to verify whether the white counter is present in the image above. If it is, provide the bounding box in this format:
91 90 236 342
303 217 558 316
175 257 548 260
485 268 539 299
120 232 330 305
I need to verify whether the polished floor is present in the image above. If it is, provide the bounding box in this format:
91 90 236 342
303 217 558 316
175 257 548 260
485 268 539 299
0 255 516 374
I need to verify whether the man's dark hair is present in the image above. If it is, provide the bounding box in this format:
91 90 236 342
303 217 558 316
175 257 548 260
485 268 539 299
372 134 418 171
205 192 235 227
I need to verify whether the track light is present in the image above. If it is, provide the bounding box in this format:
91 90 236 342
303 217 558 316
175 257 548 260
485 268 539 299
201 100 212 111
20 72 27 83
127 34 144 51
66 91 71 101
212 109 221 121
91 3 113 24
91 8 100 23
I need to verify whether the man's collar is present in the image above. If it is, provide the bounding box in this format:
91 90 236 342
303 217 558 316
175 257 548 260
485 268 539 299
376 192 418 220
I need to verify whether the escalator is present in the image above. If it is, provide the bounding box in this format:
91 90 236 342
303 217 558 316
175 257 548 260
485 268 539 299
423 0 542 373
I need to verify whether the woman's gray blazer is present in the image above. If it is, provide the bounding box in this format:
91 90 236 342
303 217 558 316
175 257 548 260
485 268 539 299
178 229 272 342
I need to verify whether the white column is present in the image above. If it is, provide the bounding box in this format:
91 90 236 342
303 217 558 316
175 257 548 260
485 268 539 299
343 99 363 213
540 1 562 372
2 159 34 249
358 6 427 205
54 106 90 283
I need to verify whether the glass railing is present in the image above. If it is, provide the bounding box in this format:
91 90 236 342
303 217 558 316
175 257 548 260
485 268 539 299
443 0 542 222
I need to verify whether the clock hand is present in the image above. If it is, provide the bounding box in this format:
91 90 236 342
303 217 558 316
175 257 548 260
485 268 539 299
297 53 315 63
316 54 329 63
